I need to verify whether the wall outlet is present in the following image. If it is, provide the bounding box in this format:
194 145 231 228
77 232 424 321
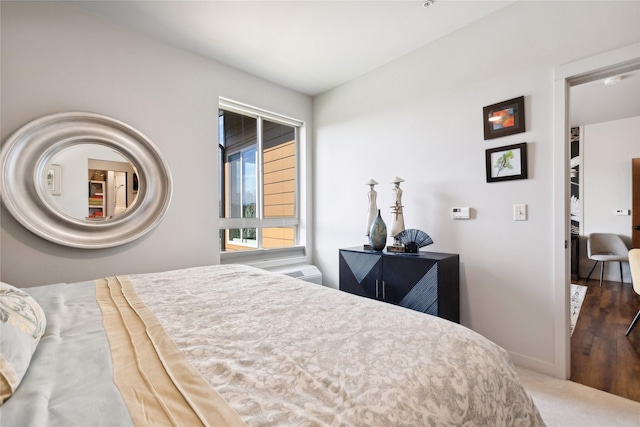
514 204 527 221
616 209 631 216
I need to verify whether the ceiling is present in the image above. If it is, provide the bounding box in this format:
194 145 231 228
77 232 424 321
68 0 516 96
570 68 640 127
66 1 639 125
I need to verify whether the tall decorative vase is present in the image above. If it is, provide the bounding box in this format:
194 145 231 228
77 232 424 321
369 210 387 251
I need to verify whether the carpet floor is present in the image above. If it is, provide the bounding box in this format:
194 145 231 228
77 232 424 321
516 366 640 426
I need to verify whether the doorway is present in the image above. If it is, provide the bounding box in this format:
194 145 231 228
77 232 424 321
88 159 137 219
554 44 640 397
553 43 640 381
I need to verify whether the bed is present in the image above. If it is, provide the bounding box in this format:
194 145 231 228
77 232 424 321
1 264 545 426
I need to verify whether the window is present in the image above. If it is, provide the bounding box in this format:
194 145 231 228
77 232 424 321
218 100 301 257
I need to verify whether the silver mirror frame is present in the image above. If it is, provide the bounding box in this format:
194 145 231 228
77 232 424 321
0 112 173 249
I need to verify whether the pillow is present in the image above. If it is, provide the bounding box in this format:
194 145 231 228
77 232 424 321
0 282 47 404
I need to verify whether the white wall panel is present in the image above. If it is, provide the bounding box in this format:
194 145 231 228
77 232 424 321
313 1 640 376
0 1 312 287
582 116 640 282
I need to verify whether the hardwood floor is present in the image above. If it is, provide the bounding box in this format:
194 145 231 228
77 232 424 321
571 276 640 402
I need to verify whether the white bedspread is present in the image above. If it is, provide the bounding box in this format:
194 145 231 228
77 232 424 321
124 264 545 426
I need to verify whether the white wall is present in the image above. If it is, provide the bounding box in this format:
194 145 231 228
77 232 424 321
0 1 312 287
581 116 640 282
313 1 640 376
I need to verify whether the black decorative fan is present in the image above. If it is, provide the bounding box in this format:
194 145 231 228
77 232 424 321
394 229 433 253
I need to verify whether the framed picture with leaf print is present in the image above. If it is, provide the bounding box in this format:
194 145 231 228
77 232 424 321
485 142 528 183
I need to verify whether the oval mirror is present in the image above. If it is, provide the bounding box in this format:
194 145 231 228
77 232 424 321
0 112 172 248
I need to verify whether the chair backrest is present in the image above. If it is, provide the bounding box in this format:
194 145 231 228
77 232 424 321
629 249 640 296
587 233 629 258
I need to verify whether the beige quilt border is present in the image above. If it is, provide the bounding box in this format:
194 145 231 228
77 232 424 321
96 277 245 427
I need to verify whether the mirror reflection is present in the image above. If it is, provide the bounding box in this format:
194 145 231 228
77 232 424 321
46 144 139 221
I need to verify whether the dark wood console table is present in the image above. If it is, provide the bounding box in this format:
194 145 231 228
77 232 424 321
338 247 460 323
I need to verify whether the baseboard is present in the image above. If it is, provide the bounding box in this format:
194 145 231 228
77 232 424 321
508 351 566 380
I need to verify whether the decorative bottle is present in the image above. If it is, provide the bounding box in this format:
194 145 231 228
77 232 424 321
369 210 387 251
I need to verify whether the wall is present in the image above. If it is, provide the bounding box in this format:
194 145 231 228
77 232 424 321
313 1 640 376
0 1 312 287
581 116 640 281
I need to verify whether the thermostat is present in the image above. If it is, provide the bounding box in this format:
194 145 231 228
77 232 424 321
452 207 470 219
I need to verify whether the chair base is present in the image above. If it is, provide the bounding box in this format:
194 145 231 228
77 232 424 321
586 261 604 287
585 260 625 287
626 309 640 336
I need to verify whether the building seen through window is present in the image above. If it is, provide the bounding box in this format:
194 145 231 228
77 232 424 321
219 107 298 252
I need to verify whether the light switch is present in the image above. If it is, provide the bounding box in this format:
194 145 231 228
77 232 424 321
514 204 527 221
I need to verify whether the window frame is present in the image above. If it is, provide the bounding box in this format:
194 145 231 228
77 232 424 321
219 98 304 263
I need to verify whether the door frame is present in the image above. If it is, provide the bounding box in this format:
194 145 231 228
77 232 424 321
552 43 640 379
633 158 640 248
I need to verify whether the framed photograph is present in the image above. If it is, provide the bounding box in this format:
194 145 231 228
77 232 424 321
483 96 525 140
47 164 62 195
486 142 528 183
